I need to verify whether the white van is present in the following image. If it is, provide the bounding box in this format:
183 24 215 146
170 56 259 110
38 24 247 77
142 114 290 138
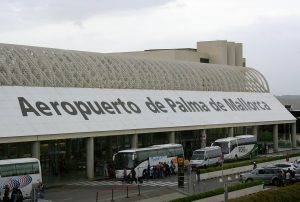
190 146 222 169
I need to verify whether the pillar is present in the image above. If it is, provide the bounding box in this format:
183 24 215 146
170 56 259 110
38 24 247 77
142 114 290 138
201 130 207 148
292 122 297 148
229 127 234 137
168 132 175 144
273 124 278 153
31 141 40 159
86 137 94 179
252 126 258 138
131 134 138 149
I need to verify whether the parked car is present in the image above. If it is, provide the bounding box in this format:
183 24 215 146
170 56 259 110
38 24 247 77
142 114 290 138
240 166 284 186
295 167 300 181
293 159 300 168
270 162 297 172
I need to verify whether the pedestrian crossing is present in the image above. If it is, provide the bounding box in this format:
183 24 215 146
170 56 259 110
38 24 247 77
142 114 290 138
67 180 180 187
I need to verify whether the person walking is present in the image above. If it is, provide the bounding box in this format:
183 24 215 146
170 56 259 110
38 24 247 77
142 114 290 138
286 153 290 162
253 162 257 170
3 185 10 202
286 168 292 185
131 168 137 184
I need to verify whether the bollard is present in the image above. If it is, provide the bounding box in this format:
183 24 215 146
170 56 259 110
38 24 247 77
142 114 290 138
96 192 98 202
224 183 228 202
126 186 129 198
138 184 141 196
111 189 114 201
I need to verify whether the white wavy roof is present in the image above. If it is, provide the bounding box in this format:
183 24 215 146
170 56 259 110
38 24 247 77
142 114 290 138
0 43 269 92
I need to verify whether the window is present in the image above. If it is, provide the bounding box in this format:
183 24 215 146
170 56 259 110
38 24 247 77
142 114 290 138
157 149 167 156
0 164 17 177
200 58 209 63
166 148 175 157
137 151 150 162
174 147 184 156
16 162 39 175
258 170 265 174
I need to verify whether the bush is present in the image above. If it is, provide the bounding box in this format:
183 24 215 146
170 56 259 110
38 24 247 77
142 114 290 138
169 180 262 202
228 182 300 202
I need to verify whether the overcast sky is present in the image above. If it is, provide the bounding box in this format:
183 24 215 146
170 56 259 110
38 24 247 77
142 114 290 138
0 0 299 95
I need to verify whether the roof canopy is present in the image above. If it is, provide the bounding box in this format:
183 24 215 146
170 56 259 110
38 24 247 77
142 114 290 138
0 43 269 92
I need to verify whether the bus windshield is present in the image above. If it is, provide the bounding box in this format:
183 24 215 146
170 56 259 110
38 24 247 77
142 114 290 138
114 152 134 169
214 142 229 154
191 151 205 160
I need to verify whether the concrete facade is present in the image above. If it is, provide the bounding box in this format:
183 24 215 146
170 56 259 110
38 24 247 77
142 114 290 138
120 40 245 67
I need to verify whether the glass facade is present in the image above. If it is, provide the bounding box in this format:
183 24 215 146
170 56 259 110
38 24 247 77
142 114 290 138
0 143 31 159
40 139 86 182
0 125 284 183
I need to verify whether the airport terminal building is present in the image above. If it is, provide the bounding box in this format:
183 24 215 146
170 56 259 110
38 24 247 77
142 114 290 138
0 40 297 182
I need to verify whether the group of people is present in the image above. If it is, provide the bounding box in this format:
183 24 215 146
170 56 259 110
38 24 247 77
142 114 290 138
276 168 296 186
123 161 177 183
1 182 45 202
1 185 23 202
146 162 176 179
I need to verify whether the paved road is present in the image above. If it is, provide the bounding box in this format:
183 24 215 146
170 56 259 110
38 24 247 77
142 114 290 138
44 171 245 202
43 150 300 202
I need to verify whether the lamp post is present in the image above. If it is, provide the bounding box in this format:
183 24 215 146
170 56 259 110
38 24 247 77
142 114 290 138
221 153 228 202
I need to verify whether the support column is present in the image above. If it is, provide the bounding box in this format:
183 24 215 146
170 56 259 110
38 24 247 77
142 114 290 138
201 130 207 148
168 132 175 144
131 134 138 149
86 137 94 179
273 124 278 153
31 141 40 159
292 122 297 148
252 126 258 138
229 127 234 137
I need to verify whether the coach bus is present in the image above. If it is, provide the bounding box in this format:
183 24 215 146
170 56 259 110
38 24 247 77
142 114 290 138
212 135 258 161
113 144 184 179
0 158 42 199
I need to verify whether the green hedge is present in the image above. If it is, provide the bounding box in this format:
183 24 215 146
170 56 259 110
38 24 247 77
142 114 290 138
200 152 300 174
228 182 300 202
169 180 262 202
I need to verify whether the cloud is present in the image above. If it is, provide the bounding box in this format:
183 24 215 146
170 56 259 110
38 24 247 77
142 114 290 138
0 0 173 32
0 0 300 94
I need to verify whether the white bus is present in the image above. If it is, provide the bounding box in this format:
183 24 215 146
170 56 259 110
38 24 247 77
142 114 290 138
212 135 258 161
190 146 222 169
113 144 184 179
0 158 42 199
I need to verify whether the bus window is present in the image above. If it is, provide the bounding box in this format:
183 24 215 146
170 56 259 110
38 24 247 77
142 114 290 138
230 143 237 152
114 153 134 169
16 162 39 175
166 148 175 157
174 147 184 156
148 150 158 158
0 164 17 177
157 148 167 156
214 142 229 154
137 151 149 163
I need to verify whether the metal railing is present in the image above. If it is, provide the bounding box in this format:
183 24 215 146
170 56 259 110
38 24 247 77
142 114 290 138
95 184 141 202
